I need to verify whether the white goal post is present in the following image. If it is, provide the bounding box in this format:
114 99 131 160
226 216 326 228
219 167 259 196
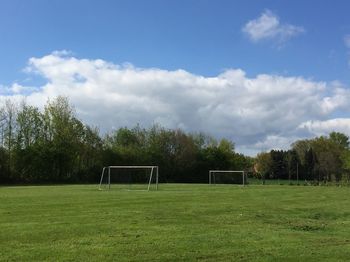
209 170 246 186
99 166 159 191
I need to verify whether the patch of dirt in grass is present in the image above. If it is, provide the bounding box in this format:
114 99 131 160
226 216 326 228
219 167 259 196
288 220 327 232
307 211 350 221
254 212 329 232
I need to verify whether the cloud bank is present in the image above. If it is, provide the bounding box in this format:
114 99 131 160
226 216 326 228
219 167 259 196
242 9 305 43
1 52 350 155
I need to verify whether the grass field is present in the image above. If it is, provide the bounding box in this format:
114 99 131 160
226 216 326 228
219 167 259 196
1 184 350 261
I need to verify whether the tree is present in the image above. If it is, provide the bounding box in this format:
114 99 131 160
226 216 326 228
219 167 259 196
16 102 43 149
12 102 44 181
286 150 299 183
291 139 311 166
329 132 349 149
270 150 288 179
254 152 272 184
341 150 350 184
2 100 17 180
311 136 343 183
304 147 317 181
0 106 7 182
0 106 5 147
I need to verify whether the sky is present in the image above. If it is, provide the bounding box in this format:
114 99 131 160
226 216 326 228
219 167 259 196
1 0 350 155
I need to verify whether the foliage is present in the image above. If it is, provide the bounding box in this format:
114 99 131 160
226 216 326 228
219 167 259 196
254 152 272 182
1 96 349 184
259 133 350 183
0 97 252 184
0 97 103 183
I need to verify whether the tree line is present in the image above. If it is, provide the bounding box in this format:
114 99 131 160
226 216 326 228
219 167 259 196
0 97 253 184
254 132 350 184
2 96 349 185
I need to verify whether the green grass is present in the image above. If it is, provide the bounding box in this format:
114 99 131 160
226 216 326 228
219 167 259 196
1 184 350 261
248 178 350 186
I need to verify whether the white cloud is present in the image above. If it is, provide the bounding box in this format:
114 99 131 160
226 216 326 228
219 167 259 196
242 9 305 43
1 51 350 156
0 83 38 95
298 118 350 136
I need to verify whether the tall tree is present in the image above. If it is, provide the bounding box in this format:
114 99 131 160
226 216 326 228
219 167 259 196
311 136 343 183
2 100 17 180
255 152 272 184
329 132 349 149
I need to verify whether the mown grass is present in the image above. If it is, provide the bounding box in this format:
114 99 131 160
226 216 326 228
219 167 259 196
1 184 350 261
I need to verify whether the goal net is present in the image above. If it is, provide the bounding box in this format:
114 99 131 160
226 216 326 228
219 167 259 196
209 170 246 185
99 166 159 191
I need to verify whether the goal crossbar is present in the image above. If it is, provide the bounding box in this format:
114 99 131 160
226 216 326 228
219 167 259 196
99 166 159 191
209 170 246 185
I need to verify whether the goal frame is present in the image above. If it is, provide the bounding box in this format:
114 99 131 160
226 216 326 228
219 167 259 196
99 166 159 191
209 170 246 186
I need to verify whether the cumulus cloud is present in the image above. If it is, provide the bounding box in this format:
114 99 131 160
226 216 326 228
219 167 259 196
242 9 305 43
299 119 350 136
0 83 39 95
1 51 350 155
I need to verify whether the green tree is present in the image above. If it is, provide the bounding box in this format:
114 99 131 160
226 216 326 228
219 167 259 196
311 136 343 183
2 100 17 180
254 152 272 184
304 147 317 181
286 150 299 183
12 102 44 181
291 139 311 166
341 150 350 184
329 131 349 149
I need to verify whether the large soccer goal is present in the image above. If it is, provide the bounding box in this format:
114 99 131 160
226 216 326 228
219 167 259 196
99 166 159 191
209 170 246 186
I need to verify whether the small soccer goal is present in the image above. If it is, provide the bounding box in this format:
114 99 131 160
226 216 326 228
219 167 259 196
209 170 246 186
99 166 159 191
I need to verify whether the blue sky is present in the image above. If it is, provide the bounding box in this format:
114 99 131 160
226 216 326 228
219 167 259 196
1 0 350 155
1 0 350 84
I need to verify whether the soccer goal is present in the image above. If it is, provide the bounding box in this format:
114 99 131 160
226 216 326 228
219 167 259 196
99 166 159 191
209 170 246 186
